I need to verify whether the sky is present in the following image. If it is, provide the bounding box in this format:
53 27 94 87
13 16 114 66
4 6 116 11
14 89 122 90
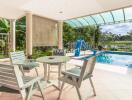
101 22 132 35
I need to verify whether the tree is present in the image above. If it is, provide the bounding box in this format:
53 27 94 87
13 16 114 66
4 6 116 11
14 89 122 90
0 17 26 56
94 25 102 47
63 23 76 48
0 18 10 33
63 23 102 49
127 30 132 40
0 18 10 55
16 17 26 50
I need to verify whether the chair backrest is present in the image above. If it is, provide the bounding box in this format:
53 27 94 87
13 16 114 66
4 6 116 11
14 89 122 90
10 51 26 64
0 64 24 90
53 49 65 56
78 55 96 85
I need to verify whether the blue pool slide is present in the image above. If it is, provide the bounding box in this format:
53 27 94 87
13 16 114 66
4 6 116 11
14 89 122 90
74 39 96 56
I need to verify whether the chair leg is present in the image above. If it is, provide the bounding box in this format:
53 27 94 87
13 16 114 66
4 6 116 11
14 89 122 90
35 68 39 76
89 77 96 96
64 63 66 71
20 89 27 100
75 86 82 100
37 81 45 100
58 82 65 100
48 64 51 81
26 84 34 100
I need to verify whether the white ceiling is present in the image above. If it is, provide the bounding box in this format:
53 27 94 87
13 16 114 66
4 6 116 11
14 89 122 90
0 0 132 20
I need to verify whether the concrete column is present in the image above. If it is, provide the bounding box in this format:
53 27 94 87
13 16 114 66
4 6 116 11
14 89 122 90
58 21 63 49
26 12 33 56
10 19 16 52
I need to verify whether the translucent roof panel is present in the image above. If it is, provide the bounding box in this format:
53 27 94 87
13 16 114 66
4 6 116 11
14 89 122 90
83 16 96 25
70 19 82 27
65 7 132 28
111 9 124 22
65 20 77 27
92 14 104 25
124 7 132 21
101 12 114 23
76 18 89 26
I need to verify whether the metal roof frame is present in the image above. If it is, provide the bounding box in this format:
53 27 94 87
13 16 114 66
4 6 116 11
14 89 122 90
65 7 132 28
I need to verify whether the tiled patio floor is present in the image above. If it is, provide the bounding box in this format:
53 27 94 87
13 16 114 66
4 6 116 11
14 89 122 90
0 60 132 100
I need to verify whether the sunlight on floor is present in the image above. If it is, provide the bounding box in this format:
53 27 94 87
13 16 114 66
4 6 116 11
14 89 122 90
96 63 128 74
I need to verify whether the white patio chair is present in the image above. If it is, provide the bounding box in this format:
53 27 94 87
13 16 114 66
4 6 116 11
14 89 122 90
58 55 96 100
0 64 45 100
10 51 39 76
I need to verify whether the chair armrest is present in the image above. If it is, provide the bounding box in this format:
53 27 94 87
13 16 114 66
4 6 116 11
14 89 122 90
21 76 43 89
62 71 80 78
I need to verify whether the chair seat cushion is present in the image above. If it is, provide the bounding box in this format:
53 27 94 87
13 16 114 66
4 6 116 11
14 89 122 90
22 62 39 70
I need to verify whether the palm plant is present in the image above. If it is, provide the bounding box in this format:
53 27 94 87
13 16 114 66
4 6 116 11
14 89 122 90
0 17 26 56
16 17 26 50
0 18 10 33
0 18 10 55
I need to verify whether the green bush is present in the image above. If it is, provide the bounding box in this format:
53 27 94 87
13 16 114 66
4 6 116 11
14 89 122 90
32 47 52 59
128 48 132 52
109 48 118 51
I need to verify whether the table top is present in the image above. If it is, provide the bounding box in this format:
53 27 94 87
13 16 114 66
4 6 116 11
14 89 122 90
36 56 70 64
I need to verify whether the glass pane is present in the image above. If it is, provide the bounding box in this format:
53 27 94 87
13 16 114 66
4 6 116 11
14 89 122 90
124 7 132 21
65 20 77 27
101 12 114 23
83 16 96 25
112 9 124 22
92 14 104 24
77 18 89 26
70 19 82 27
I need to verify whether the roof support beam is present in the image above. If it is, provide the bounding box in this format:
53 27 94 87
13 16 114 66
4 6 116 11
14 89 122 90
70 20 79 27
76 19 84 27
69 20 78 27
82 17 90 26
100 14 106 24
122 9 126 22
110 11 115 23
90 16 98 25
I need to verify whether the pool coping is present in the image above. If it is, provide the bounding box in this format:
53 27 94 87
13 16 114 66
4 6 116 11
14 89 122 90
104 51 132 55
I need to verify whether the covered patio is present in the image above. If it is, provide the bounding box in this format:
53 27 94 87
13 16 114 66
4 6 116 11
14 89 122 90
0 0 132 100
0 0 132 55
1 62 132 100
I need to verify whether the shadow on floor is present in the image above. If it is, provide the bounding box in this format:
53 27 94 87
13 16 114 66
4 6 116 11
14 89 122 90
0 86 19 93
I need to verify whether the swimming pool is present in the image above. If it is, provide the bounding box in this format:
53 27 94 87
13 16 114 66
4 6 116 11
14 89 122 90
96 51 132 68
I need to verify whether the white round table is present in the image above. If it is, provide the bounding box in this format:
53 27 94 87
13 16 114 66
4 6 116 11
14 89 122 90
37 56 70 88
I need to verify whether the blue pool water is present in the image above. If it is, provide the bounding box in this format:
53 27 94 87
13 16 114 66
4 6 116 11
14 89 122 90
96 51 132 68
